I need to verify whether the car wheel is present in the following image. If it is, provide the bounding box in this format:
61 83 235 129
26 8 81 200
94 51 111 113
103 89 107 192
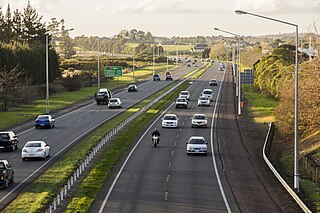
43 152 46 160
35 126 38 129
15 144 18 149
10 145 15 152
10 176 14 183
22 157 26 161
4 179 9 188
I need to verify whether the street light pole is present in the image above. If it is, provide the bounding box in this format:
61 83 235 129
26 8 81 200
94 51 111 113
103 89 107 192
235 9 300 191
153 44 155 76
45 35 49 114
214 27 242 115
98 39 100 89
132 47 135 82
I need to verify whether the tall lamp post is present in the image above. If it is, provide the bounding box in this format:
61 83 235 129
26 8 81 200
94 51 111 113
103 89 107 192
132 47 135 82
235 9 300 191
98 39 100 89
214 28 242 115
45 28 74 114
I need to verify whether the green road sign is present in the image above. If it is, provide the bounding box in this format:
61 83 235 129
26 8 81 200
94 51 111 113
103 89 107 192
105 66 123 77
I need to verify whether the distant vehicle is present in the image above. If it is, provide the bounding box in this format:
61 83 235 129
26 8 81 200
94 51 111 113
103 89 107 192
22 141 50 161
207 59 211 62
0 160 14 188
35 115 55 129
219 63 226 71
201 89 213 101
186 136 208 155
95 88 112 105
128 84 138 92
0 131 19 151
209 79 218 86
186 64 191 67
165 71 172 76
162 114 179 128
153 74 161 81
175 97 188 109
108 98 122 109
191 114 208 128
166 75 173 81
197 96 210 106
179 91 190 100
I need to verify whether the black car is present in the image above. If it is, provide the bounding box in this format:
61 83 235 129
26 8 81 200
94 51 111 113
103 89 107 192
128 84 138 92
0 160 14 188
166 75 173 81
0 131 19 151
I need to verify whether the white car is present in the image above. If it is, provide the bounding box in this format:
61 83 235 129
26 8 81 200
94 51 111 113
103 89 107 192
179 91 190 100
197 96 210 106
191 114 208 128
162 114 179 128
22 141 50 161
186 136 208 155
201 89 213 101
108 98 122 109
175 97 188 109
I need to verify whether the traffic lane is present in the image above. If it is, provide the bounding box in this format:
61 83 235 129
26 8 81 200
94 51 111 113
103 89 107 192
0 66 201 206
217 67 282 212
96 65 225 212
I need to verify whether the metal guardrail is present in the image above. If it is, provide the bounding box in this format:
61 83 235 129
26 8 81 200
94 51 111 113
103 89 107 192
44 72 197 212
263 122 312 213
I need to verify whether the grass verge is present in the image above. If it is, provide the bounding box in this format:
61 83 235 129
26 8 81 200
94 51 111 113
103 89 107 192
243 85 276 123
64 82 189 213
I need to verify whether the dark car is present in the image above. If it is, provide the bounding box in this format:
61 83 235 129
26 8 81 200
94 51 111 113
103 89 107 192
153 74 160 81
128 84 138 92
209 79 218 86
166 75 173 81
35 114 55 129
0 131 19 151
0 160 14 188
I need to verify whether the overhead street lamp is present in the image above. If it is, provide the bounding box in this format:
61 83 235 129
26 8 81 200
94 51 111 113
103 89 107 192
235 9 300 192
45 28 74 114
214 27 242 116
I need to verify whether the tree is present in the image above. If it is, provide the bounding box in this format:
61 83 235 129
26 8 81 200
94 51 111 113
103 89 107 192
0 65 30 111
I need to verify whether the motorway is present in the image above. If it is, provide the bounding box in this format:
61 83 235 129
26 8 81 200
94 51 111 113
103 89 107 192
0 64 200 210
90 63 238 212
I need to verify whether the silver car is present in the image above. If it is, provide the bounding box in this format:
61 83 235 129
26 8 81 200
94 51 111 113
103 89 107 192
186 136 208 155
191 114 208 128
108 98 122 109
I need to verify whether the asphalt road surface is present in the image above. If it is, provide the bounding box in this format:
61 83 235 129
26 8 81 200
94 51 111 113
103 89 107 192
91 62 237 213
0 64 200 210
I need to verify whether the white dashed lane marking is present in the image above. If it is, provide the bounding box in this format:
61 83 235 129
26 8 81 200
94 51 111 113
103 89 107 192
10 154 17 159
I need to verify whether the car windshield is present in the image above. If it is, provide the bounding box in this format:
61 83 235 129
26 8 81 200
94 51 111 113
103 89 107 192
25 143 41 147
164 116 177 120
177 98 186 102
203 91 212 94
199 97 208 100
211 80 217 82
0 162 5 169
193 115 206 119
110 99 117 103
38 116 49 120
180 92 188 95
0 133 9 141
189 138 206 144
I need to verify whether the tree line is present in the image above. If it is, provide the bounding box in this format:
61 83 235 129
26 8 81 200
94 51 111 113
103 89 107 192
0 2 60 110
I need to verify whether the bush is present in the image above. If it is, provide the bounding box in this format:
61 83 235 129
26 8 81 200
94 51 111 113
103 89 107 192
62 75 82 92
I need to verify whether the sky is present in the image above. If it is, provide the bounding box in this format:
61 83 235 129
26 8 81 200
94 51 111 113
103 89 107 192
1 0 320 38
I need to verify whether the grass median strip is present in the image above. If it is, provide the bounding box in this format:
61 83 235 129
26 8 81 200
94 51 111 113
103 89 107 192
2 80 182 213
64 82 189 213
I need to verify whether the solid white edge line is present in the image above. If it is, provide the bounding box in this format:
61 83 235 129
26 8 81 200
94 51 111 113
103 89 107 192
210 69 232 213
98 67 204 212
97 101 176 213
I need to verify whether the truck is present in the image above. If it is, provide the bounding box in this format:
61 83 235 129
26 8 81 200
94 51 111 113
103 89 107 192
0 160 14 188
94 88 112 105
0 131 19 151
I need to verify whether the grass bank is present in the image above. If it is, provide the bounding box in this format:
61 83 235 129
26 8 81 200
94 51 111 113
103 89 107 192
243 85 276 123
64 82 189 213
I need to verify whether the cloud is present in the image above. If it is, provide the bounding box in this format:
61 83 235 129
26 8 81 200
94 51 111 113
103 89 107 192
233 0 320 14
112 0 197 14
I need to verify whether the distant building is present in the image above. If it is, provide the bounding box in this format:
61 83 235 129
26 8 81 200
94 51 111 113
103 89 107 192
193 43 209 52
